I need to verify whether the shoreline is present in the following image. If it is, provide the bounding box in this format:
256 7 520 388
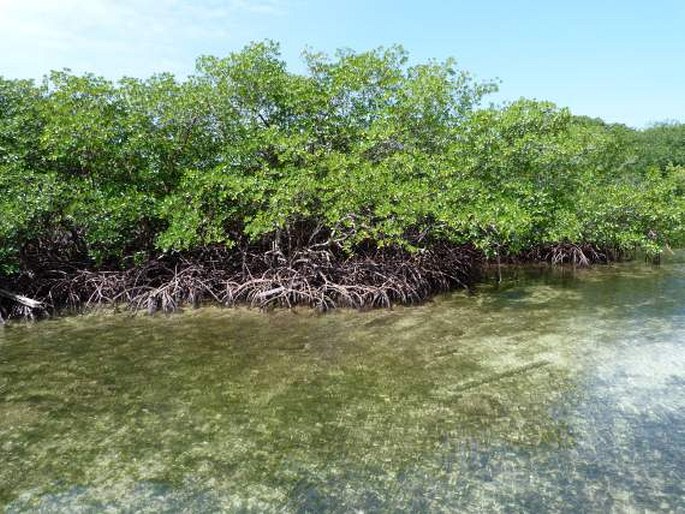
0 243 480 322
0 242 627 323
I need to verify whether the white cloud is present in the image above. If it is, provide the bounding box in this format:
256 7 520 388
0 0 287 78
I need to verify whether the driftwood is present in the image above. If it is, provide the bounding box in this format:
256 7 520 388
0 287 43 309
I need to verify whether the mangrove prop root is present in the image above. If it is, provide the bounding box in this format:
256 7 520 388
509 243 615 266
0 243 481 320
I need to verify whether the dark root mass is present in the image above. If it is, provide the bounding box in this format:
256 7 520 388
0 242 481 321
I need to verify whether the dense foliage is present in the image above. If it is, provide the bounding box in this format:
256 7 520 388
1 41 684 279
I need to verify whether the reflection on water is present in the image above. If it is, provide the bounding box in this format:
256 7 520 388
1 257 684 512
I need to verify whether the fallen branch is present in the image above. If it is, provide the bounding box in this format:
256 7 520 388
440 360 551 397
0 287 43 309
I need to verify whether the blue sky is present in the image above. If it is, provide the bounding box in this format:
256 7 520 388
1 0 683 128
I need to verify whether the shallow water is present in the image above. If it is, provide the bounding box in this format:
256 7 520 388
1 256 684 512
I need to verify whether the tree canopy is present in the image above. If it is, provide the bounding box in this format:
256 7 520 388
1 41 683 277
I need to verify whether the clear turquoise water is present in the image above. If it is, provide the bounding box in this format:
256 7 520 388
1 256 684 512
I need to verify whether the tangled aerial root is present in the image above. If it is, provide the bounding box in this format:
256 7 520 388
1 240 627 322
1 243 482 320
515 243 615 266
